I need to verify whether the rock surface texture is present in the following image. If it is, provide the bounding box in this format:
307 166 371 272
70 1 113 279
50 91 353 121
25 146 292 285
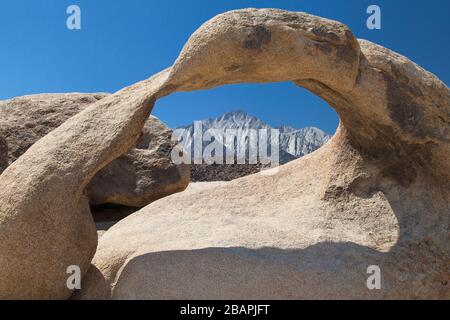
88 115 190 207
0 137 7 173
0 9 448 299
0 93 107 165
0 94 189 207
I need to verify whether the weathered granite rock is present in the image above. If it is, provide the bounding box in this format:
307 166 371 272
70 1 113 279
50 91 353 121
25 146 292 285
0 70 174 299
1 9 448 299
0 93 107 165
0 94 189 207
78 9 448 300
0 137 7 173
88 115 190 207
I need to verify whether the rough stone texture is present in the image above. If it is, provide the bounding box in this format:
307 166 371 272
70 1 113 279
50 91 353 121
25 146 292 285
0 9 448 299
79 131 449 300
78 9 448 300
190 163 263 182
0 137 7 173
88 115 190 207
0 94 190 207
0 70 174 299
0 93 107 165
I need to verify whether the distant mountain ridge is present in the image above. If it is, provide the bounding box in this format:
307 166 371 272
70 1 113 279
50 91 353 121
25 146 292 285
176 110 331 165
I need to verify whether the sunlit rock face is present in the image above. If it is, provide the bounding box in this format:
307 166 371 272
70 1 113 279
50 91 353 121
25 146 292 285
0 9 448 299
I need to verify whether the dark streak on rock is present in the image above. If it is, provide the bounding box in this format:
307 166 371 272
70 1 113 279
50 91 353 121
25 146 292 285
384 65 427 139
243 26 272 50
345 30 354 41
346 122 437 188
311 26 340 43
0 137 8 174
225 64 241 72
315 42 333 55
336 45 358 64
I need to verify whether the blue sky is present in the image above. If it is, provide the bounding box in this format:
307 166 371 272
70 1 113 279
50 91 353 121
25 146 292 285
0 0 448 134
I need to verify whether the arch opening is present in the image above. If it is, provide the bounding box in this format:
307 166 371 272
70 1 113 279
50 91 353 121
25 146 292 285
153 81 339 181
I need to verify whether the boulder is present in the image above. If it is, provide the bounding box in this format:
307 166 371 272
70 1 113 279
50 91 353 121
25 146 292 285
0 94 190 207
0 93 107 165
88 115 190 207
0 9 448 299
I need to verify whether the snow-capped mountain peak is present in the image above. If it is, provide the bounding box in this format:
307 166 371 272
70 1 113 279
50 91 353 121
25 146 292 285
202 110 269 129
176 111 331 164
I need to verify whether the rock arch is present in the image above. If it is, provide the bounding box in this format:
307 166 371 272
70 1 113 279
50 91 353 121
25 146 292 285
0 9 448 299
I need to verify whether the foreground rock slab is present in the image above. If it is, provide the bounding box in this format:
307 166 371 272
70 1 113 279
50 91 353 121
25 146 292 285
0 9 448 299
